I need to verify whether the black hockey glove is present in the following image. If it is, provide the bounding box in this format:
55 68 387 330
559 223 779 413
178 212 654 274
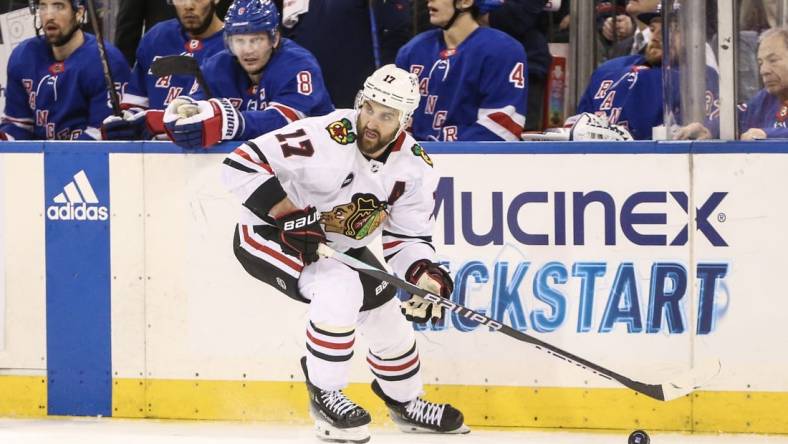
274 206 326 265
402 259 454 323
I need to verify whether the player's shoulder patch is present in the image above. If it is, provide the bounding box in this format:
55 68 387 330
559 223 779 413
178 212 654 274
325 118 357 145
410 143 433 167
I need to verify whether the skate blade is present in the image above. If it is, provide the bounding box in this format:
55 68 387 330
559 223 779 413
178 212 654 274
314 419 371 443
395 421 471 435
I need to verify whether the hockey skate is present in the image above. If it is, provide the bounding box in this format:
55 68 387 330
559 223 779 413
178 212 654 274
371 380 470 434
300 357 371 443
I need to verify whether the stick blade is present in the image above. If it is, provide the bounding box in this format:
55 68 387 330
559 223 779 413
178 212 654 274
150 55 199 78
658 359 722 401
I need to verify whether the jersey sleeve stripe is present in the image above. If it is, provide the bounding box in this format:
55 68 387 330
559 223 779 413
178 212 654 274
223 157 257 173
382 240 404 249
121 94 149 109
269 102 304 123
477 106 525 141
2 115 34 124
245 140 267 160
85 127 101 140
382 230 433 242
233 147 273 173
240 224 303 274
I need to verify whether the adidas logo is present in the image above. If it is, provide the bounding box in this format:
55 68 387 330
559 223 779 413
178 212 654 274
46 170 108 221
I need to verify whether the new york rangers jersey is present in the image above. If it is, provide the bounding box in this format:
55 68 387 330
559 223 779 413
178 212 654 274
577 55 662 140
195 39 334 140
0 33 130 140
222 109 439 278
739 89 788 138
122 18 225 110
396 28 527 142
577 54 720 140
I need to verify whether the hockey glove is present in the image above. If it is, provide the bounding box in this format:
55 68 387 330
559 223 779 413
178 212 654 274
566 112 633 141
402 259 453 324
163 96 244 149
274 206 326 265
101 108 166 140
0 131 12 141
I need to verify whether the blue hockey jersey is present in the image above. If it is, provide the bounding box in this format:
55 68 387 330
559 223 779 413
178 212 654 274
0 33 130 140
577 55 662 140
123 18 225 110
577 54 719 140
195 38 334 140
396 27 527 141
739 89 788 138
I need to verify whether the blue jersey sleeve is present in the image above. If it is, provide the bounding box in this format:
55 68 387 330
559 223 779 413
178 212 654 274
238 65 334 140
0 45 35 140
457 38 527 141
79 43 132 140
123 42 152 109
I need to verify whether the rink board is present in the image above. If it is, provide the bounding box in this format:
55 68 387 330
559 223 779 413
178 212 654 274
0 140 787 433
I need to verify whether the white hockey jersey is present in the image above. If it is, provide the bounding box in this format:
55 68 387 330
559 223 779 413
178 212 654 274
222 109 440 276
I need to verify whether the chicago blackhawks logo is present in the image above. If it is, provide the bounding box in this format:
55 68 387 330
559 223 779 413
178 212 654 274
321 193 387 240
326 118 357 145
411 143 433 167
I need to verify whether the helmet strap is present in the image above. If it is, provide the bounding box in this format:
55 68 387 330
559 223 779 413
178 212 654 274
441 0 473 30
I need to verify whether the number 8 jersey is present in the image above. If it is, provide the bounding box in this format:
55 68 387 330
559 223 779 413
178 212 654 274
222 109 440 276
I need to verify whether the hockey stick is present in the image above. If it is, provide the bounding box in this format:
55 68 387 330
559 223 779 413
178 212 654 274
317 243 719 402
85 0 121 116
150 55 214 98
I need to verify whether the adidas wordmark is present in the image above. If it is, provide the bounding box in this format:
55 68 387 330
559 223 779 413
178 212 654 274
46 170 109 221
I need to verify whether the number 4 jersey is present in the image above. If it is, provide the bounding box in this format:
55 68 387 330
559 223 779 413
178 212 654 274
395 27 527 142
222 109 440 276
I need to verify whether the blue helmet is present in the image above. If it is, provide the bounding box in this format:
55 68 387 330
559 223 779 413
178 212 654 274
224 0 280 36
476 0 504 14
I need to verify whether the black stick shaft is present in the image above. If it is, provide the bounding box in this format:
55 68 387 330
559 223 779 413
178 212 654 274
317 244 668 401
85 0 121 116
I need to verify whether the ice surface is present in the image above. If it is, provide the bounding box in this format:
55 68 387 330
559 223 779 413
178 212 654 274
0 417 787 444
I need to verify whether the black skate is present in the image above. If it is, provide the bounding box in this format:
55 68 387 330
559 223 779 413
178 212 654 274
301 357 371 443
371 380 470 434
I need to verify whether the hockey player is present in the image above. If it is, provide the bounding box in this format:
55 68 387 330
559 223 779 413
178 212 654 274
0 0 130 140
576 9 719 140
160 0 334 149
219 64 468 443
101 0 225 140
395 0 527 141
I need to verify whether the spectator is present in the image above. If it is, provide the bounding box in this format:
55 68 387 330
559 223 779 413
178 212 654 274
281 0 412 108
595 0 633 61
0 0 129 140
101 0 225 140
158 0 334 149
488 0 552 131
740 27 788 139
619 0 660 55
114 0 232 67
396 0 527 141
678 27 788 140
